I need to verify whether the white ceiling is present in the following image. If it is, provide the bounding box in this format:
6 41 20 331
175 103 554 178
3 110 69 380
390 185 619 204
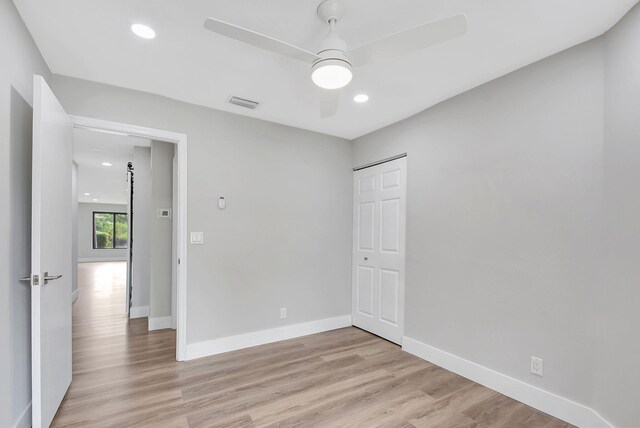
14 0 639 139
73 128 150 205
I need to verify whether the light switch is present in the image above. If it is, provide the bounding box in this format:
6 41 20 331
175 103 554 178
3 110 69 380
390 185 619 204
218 196 226 209
190 232 204 245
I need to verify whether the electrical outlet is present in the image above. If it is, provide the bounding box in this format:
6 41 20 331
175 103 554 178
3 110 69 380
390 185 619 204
280 307 287 319
531 356 543 376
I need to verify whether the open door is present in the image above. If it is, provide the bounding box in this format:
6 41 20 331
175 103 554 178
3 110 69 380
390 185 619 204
31 75 73 428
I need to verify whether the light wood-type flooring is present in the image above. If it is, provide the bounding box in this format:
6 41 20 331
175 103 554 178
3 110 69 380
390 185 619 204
52 261 573 427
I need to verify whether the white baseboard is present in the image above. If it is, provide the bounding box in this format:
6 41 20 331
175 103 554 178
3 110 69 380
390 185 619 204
71 288 79 303
78 257 127 263
149 316 173 331
129 306 149 319
186 315 352 361
12 401 31 428
402 337 613 428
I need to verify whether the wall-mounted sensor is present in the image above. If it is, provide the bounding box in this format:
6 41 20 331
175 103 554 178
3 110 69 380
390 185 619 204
218 196 226 209
156 208 172 219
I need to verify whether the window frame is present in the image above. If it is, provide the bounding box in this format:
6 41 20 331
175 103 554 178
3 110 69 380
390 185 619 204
92 211 128 250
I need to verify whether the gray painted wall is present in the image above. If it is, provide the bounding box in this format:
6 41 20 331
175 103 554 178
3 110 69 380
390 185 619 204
51 74 354 344
77 203 128 261
149 141 175 320
131 146 151 310
599 4 640 427
353 40 604 410
0 0 51 426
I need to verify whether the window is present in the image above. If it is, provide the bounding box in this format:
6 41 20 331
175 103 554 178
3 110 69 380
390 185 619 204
93 212 128 249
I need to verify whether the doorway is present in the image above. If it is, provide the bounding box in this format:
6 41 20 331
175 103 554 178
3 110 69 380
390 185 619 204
352 155 407 344
72 128 176 328
72 116 188 360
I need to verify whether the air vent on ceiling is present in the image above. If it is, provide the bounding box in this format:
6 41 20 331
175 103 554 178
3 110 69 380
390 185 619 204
228 96 260 110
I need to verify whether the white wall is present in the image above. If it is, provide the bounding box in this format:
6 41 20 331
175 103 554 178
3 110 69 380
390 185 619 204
0 0 51 426
353 39 604 412
51 75 353 346
149 141 174 322
131 146 151 311
598 4 640 427
77 202 128 261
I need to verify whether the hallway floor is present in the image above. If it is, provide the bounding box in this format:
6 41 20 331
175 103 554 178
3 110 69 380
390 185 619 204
52 262 572 427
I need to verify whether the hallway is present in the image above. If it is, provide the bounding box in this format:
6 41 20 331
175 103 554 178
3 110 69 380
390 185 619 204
52 262 177 427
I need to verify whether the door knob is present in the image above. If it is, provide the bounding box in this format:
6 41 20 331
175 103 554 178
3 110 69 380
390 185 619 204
364 257 368 261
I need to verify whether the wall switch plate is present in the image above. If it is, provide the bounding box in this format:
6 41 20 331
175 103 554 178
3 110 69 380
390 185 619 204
280 307 287 319
531 356 543 376
190 232 204 245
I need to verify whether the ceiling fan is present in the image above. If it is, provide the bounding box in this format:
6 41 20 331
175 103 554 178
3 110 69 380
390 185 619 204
204 0 467 118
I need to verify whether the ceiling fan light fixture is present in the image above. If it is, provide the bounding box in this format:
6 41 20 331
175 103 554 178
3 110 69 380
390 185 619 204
311 59 353 90
203 1 468 118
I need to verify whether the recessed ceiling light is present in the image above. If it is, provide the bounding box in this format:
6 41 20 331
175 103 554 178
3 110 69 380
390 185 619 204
101 162 112 167
83 192 91 196
353 94 369 103
131 24 156 40
92 198 99 202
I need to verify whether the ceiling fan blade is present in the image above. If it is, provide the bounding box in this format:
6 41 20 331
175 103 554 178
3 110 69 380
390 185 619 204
204 18 320 64
348 15 468 67
319 89 340 118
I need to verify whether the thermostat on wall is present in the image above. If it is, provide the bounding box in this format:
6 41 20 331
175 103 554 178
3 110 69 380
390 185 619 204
156 208 172 219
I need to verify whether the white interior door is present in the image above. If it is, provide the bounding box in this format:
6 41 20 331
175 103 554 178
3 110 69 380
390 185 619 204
352 157 407 344
31 75 73 428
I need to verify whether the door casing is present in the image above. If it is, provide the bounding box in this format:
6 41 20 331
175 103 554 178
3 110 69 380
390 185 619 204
71 115 189 361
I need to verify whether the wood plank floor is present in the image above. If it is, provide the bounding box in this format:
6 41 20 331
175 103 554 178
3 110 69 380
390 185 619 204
52 262 573 427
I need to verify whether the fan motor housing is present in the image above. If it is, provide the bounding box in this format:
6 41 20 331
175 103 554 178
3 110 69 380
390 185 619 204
315 28 350 66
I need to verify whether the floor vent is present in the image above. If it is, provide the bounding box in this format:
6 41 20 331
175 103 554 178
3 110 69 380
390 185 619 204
229 96 260 110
